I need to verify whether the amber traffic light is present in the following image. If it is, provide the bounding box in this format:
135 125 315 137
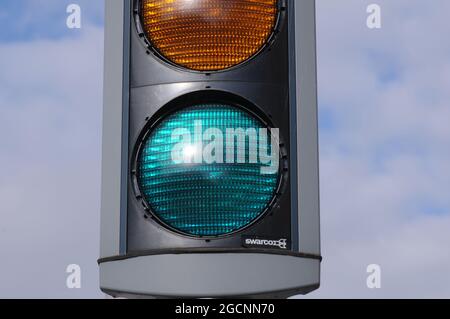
140 0 279 71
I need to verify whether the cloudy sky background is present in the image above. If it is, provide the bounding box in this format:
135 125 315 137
0 0 449 298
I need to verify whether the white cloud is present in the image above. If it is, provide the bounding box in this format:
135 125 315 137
0 26 104 298
308 0 450 298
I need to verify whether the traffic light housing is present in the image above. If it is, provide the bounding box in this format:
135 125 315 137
100 0 320 298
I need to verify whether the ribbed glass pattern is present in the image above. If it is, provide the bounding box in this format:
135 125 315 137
137 104 279 236
141 0 278 71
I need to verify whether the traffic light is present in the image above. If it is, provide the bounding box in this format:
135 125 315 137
99 0 320 298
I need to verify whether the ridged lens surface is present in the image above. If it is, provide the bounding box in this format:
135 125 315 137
141 0 278 71
137 104 279 237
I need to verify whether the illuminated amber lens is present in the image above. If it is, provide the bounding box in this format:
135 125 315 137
141 0 278 71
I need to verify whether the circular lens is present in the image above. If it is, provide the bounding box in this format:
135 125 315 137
140 0 279 71
137 103 280 237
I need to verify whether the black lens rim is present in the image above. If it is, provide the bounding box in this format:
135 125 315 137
131 90 288 239
133 0 286 73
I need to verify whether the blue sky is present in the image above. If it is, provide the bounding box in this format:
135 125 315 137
0 0 103 42
0 0 449 298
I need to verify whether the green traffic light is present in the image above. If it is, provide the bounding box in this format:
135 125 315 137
137 103 280 237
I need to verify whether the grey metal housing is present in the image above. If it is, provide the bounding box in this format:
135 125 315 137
100 0 320 298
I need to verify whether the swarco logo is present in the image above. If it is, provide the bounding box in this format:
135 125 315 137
244 238 288 250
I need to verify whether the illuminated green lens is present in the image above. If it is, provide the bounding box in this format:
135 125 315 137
137 103 279 237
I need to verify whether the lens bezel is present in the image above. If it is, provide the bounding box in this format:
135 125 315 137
133 0 286 73
131 91 288 239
